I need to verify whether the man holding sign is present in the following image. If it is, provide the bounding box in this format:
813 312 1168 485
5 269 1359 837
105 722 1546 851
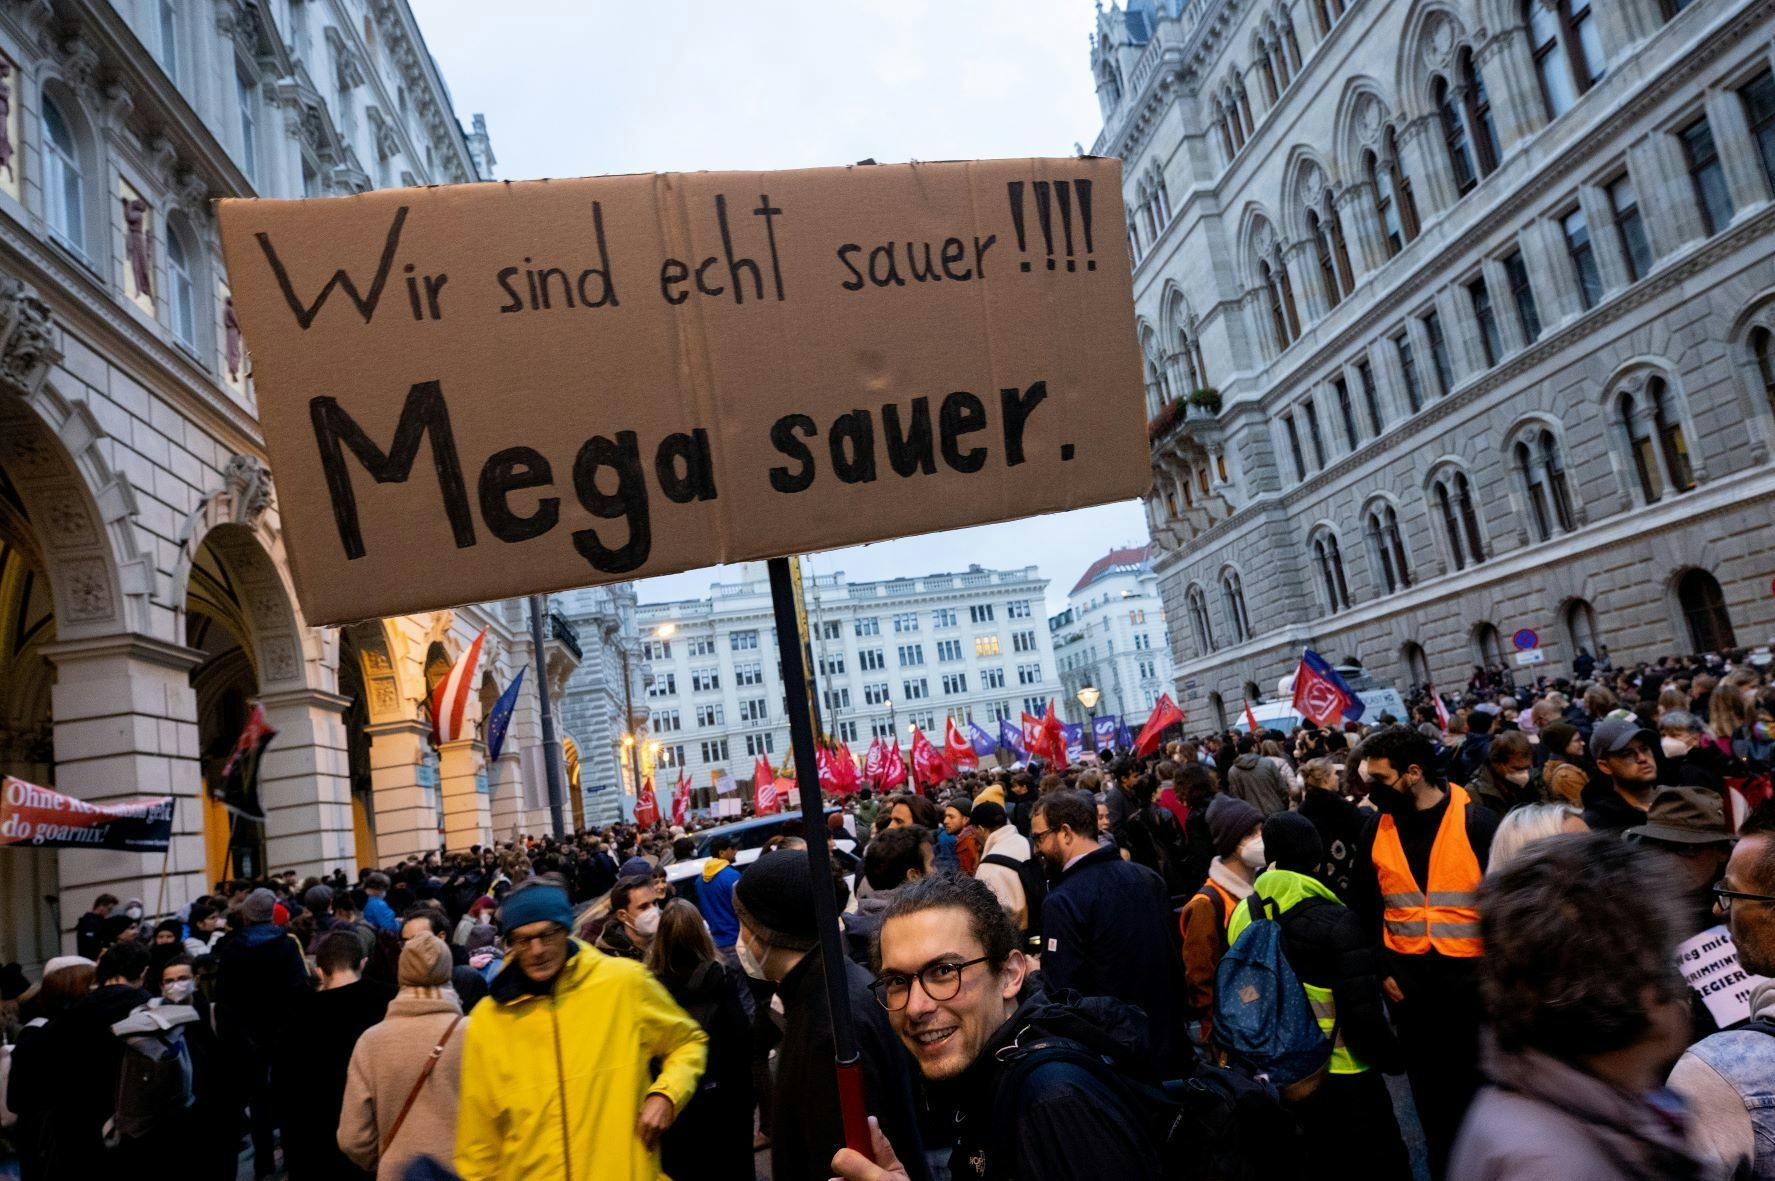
1671 802 1775 1178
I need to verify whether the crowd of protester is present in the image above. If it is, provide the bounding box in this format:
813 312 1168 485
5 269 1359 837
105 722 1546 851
5 643 1775 1180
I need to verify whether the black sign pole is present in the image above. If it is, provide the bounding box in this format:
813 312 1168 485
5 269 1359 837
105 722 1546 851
766 555 874 1161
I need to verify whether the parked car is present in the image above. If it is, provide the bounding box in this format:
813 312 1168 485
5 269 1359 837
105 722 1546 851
665 809 856 910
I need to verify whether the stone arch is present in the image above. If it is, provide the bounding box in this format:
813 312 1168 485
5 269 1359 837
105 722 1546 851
1281 147 1340 241
1237 204 1285 288
172 458 317 693
0 316 146 639
1333 78 1397 180
1395 1 1472 118
1727 290 1775 457
339 618 412 725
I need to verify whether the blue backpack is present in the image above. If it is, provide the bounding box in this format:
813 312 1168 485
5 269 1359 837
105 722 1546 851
1212 895 1332 1096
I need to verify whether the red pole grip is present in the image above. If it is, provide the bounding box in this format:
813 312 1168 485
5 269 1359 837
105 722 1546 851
836 1058 875 1163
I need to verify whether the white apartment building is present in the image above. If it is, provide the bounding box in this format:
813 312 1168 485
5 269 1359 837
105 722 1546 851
636 562 1063 789
1094 0 1775 728
1050 545 1176 726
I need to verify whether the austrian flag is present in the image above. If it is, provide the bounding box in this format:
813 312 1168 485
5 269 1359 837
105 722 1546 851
430 628 487 745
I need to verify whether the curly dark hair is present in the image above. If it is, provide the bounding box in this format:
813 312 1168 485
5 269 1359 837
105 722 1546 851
877 871 1018 972
864 824 934 891
1354 725 1437 780
1478 831 1686 1060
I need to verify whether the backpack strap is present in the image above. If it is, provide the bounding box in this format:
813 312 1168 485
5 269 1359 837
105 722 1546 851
381 1015 463 1154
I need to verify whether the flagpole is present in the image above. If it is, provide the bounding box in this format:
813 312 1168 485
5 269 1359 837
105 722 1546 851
527 594 568 840
766 555 873 1162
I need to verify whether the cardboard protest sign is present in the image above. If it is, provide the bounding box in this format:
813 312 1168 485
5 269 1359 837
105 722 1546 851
1 777 174 852
1678 924 1771 1027
217 159 1145 624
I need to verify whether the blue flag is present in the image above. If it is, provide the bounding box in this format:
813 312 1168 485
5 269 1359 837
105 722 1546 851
1062 722 1084 762
1116 721 1135 750
967 720 1000 757
485 669 524 762
1091 715 1120 750
998 717 1028 759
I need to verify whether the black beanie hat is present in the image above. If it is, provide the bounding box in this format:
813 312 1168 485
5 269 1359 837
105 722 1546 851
1263 812 1323 875
732 850 821 952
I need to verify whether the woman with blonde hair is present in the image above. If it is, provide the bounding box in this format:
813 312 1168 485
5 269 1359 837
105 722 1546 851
1487 803 1585 875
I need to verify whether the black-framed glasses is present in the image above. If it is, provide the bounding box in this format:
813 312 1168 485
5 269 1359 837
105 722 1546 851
1713 884 1775 913
507 924 569 950
870 957 991 1011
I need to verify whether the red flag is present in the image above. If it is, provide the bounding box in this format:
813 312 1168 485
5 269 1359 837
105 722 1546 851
1429 685 1451 731
944 717 980 770
671 766 690 826
881 737 908 790
1032 700 1069 770
429 628 487 745
635 775 660 827
1244 700 1261 735
1135 694 1185 756
753 753 774 789
1020 711 1043 756
836 741 861 792
910 726 956 790
755 767 782 814
863 738 885 787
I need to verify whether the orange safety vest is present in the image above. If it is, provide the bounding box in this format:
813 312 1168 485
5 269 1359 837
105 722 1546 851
1373 784 1483 958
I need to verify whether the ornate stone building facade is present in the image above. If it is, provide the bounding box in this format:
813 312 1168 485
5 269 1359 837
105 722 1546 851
1094 0 1775 728
1049 545 1176 726
0 0 580 966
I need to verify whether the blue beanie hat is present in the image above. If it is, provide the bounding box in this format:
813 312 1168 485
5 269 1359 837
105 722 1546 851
498 881 574 931
619 856 653 878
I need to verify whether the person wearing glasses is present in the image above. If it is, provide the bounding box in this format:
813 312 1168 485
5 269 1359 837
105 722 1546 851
455 877 707 1181
831 872 1164 1181
1671 801 1775 1179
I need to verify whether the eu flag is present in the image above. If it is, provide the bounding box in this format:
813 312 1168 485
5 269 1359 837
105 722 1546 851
485 669 525 761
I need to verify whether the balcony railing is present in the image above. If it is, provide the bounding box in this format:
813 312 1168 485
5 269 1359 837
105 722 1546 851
548 610 582 661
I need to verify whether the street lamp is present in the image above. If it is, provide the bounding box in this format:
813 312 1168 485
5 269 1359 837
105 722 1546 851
886 697 896 742
653 622 677 639
1077 684 1101 752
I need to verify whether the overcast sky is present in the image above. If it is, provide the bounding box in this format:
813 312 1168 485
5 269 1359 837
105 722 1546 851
412 0 1149 613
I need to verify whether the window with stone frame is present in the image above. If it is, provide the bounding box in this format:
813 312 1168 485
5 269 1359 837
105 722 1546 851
1220 571 1252 644
1313 531 1352 613
1366 503 1412 594
1526 0 1605 120
1514 427 1577 541
1679 115 1735 237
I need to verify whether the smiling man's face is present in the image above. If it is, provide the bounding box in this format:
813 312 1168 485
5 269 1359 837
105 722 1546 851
876 906 1025 1082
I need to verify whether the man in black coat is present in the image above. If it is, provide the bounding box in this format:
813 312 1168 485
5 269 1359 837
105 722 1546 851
41 941 151 1178
1029 790 1181 1072
214 887 310 1178
272 930 394 1180
73 892 118 960
832 873 1165 1181
733 850 930 1181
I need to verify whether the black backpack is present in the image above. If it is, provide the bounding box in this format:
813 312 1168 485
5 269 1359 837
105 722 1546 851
981 853 1048 952
987 1036 1303 1181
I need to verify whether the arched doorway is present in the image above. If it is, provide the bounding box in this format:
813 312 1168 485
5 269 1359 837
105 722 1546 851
0 466 60 966
185 529 268 882
1677 569 1736 653
1471 622 1504 669
1564 598 1601 656
1208 691 1228 732
1402 641 1431 688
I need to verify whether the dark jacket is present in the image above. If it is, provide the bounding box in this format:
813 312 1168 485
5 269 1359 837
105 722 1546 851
1447 733 1493 788
944 988 1165 1181
771 951 929 1181
1115 802 1191 902
1040 845 1181 1071
213 923 309 1058
74 912 106 961
660 960 755 1181
1581 781 1649 835
1226 754 1289 815
39 982 150 1179
273 978 395 1181
1297 788 1364 901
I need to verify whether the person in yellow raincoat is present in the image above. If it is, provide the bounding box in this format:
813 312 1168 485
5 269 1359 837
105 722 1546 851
456 878 708 1181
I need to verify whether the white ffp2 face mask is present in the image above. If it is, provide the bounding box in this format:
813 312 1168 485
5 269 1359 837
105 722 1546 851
162 979 195 1003
632 907 661 938
1238 838 1266 871
1662 736 1689 759
736 934 770 981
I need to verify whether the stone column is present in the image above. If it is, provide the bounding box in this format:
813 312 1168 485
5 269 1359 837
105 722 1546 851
365 719 438 862
1704 86 1774 216
1284 240 1330 324
1483 256 1528 354
1524 215 1582 328
1576 183 1631 296
1242 287 1280 360
488 750 524 841
256 687 355 877
1398 115 1457 221
1630 133 1709 251
438 738 490 851
1476 25 1547 152
1336 181 1388 276
43 634 204 949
